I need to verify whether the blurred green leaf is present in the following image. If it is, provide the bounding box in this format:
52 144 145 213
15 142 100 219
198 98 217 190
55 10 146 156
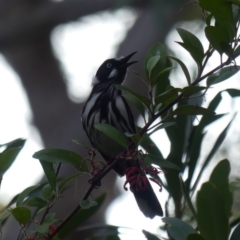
11 207 31 225
142 230 161 240
173 105 215 116
162 217 196 240
72 139 89 149
207 66 240 86
179 176 197 219
226 88 240 97
148 122 176 136
16 185 40 207
39 161 57 191
123 93 146 120
0 147 22 173
95 123 128 149
116 84 151 108
57 193 106 239
176 28 204 65
33 149 88 172
197 182 229 240
36 213 56 233
58 174 79 192
187 233 206 240
80 200 98 209
192 114 236 192
147 55 160 79
42 184 54 200
151 67 174 87
169 56 191 85
155 88 179 105
210 159 232 218
205 26 232 55
145 154 180 170
182 86 207 97
25 197 47 208
0 138 25 148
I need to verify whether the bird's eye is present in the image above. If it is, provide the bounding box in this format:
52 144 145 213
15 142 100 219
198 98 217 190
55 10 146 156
107 63 112 68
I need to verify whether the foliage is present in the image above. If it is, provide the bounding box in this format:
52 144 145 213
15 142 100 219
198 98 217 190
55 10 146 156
1 0 240 239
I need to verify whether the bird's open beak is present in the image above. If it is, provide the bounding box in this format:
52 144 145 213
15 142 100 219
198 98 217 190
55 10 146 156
120 51 138 68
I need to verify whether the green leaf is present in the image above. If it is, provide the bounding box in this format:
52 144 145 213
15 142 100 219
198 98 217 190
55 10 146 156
155 88 179 105
169 56 191 85
209 159 232 218
226 88 240 97
57 193 106 239
25 197 47 208
207 66 240 86
16 185 40 207
179 176 197 219
148 122 176 135
42 184 54 200
33 149 88 172
230 222 240 240
58 174 79 192
0 138 25 148
123 93 146 120
197 182 229 240
151 67 175 87
147 55 160 79
39 161 57 191
142 230 161 240
173 105 215 116
192 114 236 191
182 86 207 97
72 139 89 149
116 84 151 108
95 123 128 149
205 26 232 55
176 28 204 65
199 0 233 22
80 200 98 209
162 217 196 240
0 147 22 173
187 233 206 240
11 207 31 225
144 154 180 170
36 213 56 233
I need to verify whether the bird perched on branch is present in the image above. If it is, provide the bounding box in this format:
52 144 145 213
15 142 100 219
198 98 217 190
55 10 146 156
81 52 163 218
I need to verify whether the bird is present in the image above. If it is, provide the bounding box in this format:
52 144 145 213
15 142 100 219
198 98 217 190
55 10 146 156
81 52 163 218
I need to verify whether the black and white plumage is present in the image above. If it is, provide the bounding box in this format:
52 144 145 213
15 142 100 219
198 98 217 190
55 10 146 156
81 52 163 218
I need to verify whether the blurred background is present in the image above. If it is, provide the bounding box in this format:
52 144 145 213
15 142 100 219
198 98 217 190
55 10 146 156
1 0 240 239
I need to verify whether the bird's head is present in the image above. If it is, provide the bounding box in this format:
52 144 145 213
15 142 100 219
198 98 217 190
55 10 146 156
92 52 137 86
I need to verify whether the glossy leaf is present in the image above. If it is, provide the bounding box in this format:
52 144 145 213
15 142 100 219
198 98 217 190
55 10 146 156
169 56 191 85
182 86 207 97
147 55 160 79
57 193 106 239
176 28 204 65
11 207 31 225
33 149 88 172
16 185 40 207
162 217 196 240
207 66 240 86
173 105 215 116
0 147 22 173
116 84 151 107
197 182 229 240
144 154 180 170
95 123 128 148
209 159 232 218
